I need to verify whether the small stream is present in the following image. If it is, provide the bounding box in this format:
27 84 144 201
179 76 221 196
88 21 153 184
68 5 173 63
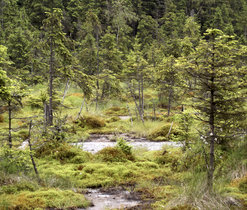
75 134 180 209
19 123 181 209
74 134 182 154
83 188 141 210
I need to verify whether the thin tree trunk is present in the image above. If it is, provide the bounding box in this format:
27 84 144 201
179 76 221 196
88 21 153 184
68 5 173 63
95 32 100 111
61 78 70 104
127 104 133 126
116 24 119 47
27 120 41 184
8 100 12 148
85 99 88 112
135 106 138 120
128 83 144 124
0 0 4 31
76 97 85 120
208 78 215 191
168 88 173 116
153 102 156 121
49 39 54 125
138 76 142 116
141 72 144 118
43 102 48 133
167 121 174 138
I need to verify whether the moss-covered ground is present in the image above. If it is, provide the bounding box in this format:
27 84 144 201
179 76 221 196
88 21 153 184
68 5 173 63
0 84 246 209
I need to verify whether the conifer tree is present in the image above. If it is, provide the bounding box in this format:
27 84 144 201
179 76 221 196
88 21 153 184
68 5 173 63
123 38 148 122
185 29 247 190
42 8 70 125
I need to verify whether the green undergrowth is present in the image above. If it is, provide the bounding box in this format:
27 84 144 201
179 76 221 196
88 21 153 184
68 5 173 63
104 106 128 116
0 188 90 209
35 141 93 164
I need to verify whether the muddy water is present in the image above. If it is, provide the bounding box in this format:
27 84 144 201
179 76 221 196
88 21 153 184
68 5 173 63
74 134 182 154
84 188 140 210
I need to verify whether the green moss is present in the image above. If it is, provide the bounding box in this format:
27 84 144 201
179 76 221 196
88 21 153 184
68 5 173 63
104 106 128 116
155 148 183 171
0 188 90 209
239 177 247 193
0 181 38 194
16 129 29 140
0 114 4 123
77 115 106 128
106 116 121 123
135 161 159 169
148 123 181 141
35 141 92 163
96 147 129 162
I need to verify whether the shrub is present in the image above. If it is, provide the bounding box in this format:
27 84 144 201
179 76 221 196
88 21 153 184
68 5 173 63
104 106 128 116
155 148 183 171
69 152 93 164
35 141 91 163
239 176 247 193
96 147 128 162
0 181 38 194
0 147 31 174
17 129 29 140
148 123 181 141
106 116 120 123
0 188 90 209
78 115 105 128
116 137 132 155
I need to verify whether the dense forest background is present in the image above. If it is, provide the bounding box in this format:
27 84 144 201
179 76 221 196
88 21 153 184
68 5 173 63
0 0 247 209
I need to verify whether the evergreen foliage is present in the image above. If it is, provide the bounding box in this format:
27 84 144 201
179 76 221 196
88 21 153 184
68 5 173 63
0 1 247 209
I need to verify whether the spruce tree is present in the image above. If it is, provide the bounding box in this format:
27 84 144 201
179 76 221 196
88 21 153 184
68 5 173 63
185 29 247 190
42 8 70 125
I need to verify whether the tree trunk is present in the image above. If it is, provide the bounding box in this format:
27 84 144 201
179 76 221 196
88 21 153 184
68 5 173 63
95 31 100 111
76 96 85 120
168 88 173 116
61 78 70 104
208 82 215 191
127 104 133 126
141 72 144 118
48 39 54 125
153 102 156 121
27 120 41 184
116 24 119 47
8 100 12 148
43 102 48 133
128 83 144 124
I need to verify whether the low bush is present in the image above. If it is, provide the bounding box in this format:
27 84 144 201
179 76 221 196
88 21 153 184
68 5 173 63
116 137 132 155
104 106 128 116
35 141 92 163
106 116 121 123
96 147 129 162
0 188 90 209
77 115 106 128
0 147 31 174
0 181 38 194
239 177 247 193
155 148 183 171
148 123 181 141
16 129 29 140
